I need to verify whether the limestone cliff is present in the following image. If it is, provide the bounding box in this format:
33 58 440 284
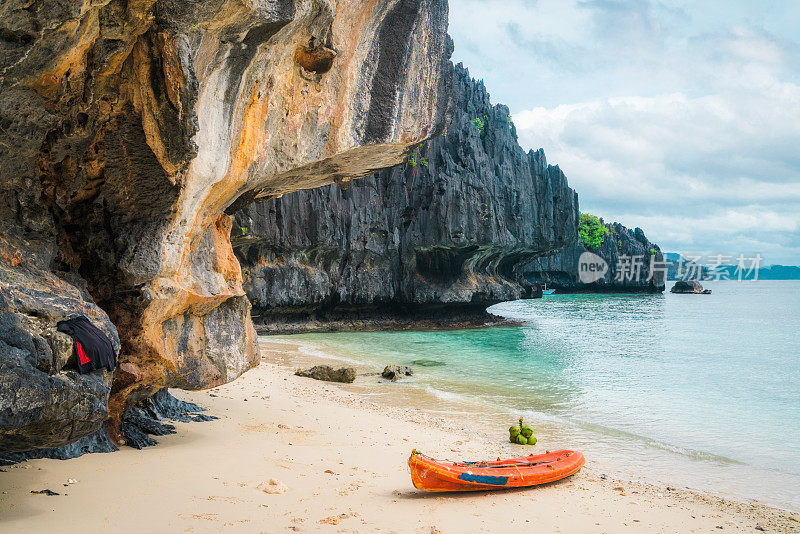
525 222 666 293
234 64 579 328
0 0 453 452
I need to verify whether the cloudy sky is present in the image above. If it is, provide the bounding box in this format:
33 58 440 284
448 0 800 265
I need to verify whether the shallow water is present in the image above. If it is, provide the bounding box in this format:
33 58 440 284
263 280 800 511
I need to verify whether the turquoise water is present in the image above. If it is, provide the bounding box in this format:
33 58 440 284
268 281 800 510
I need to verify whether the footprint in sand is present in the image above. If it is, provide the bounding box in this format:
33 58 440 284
199 495 245 504
179 513 219 521
241 423 273 433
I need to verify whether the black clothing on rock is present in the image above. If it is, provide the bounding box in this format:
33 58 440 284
56 316 117 374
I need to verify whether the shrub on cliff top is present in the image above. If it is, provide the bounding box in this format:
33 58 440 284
579 213 609 250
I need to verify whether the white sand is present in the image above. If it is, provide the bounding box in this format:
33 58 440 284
0 340 797 533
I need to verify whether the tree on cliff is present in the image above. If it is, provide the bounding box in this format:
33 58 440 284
578 213 609 250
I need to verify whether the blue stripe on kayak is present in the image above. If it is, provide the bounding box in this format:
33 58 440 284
458 473 509 485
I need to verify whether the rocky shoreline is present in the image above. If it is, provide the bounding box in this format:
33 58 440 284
252 305 519 335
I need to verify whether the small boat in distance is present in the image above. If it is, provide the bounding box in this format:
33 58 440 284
408 449 585 492
542 283 556 295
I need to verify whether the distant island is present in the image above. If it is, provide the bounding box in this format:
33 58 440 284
664 253 800 281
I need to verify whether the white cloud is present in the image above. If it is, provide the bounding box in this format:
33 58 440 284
512 81 800 262
448 1 800 263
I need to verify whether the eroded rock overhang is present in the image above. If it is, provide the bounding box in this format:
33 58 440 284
0 0 454 450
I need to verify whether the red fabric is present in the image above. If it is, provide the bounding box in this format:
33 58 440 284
76 342 92 366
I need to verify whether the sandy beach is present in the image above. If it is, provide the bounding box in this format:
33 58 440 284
0 339 797 533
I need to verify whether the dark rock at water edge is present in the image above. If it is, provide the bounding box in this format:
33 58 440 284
670 280 710 294
382 365 413 381
529 283 544 299
252 305 515 335
295 366 357 384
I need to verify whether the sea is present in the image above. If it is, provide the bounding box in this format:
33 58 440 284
263 280 800 511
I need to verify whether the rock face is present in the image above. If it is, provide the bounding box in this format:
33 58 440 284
525 222 666 293
0 0 453 453
120 388 216 449
0 260 119 452
295 365 356 384
234 64 579 327
0 388 210 463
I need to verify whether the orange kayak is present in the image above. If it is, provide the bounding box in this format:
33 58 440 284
408 449 585 492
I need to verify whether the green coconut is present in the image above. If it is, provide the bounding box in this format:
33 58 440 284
515 434 528 445
526 435 537 446
520 425 534 438
509 426 521 438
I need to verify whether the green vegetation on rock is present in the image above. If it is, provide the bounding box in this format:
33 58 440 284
470 117 486 136
578 212 609 250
